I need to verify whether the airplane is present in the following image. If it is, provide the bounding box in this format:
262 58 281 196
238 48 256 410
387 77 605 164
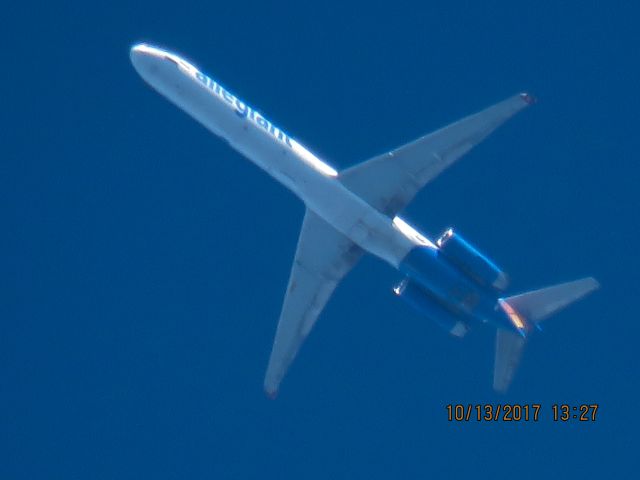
130 43 599 397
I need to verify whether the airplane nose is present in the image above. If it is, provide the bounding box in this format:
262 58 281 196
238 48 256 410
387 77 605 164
130 43 198 90
130 43 151 63
130 44 145 67
130 43 161 78
130 43 155 57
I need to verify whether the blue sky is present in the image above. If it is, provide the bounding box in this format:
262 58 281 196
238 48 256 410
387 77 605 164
3 1 639 478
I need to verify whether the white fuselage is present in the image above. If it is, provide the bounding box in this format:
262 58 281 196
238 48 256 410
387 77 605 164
130 44 434 267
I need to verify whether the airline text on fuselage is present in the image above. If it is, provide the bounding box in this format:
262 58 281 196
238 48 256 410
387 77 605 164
195 71 293 148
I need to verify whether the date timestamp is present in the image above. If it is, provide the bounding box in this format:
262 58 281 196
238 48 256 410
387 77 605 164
445 404 599 422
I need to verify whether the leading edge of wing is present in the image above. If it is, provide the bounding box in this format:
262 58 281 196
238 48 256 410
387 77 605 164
340 93 535 217
264 209 363 398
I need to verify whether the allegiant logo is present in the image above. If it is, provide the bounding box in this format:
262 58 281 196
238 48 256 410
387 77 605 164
195 71 293 148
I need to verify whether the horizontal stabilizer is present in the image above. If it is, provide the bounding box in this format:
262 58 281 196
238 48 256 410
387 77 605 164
503 277 599 323
494 329 526 392
494 277 599 392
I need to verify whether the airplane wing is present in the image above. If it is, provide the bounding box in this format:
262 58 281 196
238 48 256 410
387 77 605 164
264 209 363 397
340 93 535 217
493 329 526 392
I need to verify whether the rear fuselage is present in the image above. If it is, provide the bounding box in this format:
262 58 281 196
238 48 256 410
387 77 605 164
398 246 518 333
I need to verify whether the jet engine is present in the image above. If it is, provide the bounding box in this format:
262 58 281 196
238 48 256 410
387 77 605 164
393 277 469 337
436 228 509 291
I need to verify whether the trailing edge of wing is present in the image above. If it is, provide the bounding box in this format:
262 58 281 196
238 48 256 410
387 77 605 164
340 93 535 217
264 209 363 397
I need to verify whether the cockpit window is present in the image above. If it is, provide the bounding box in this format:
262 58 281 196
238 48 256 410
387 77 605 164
164 55 179 66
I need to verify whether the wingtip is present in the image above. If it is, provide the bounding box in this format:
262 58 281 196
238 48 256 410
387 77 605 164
493 382 508 394
264 388 279 400
264 370 281 400
519 92 537 105
585 276 601 291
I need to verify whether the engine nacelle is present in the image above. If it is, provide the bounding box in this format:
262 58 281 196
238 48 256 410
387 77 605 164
393 277 469 337
436 228 509 291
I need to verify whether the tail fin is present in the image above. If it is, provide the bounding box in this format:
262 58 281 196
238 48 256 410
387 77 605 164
493 277 599 392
